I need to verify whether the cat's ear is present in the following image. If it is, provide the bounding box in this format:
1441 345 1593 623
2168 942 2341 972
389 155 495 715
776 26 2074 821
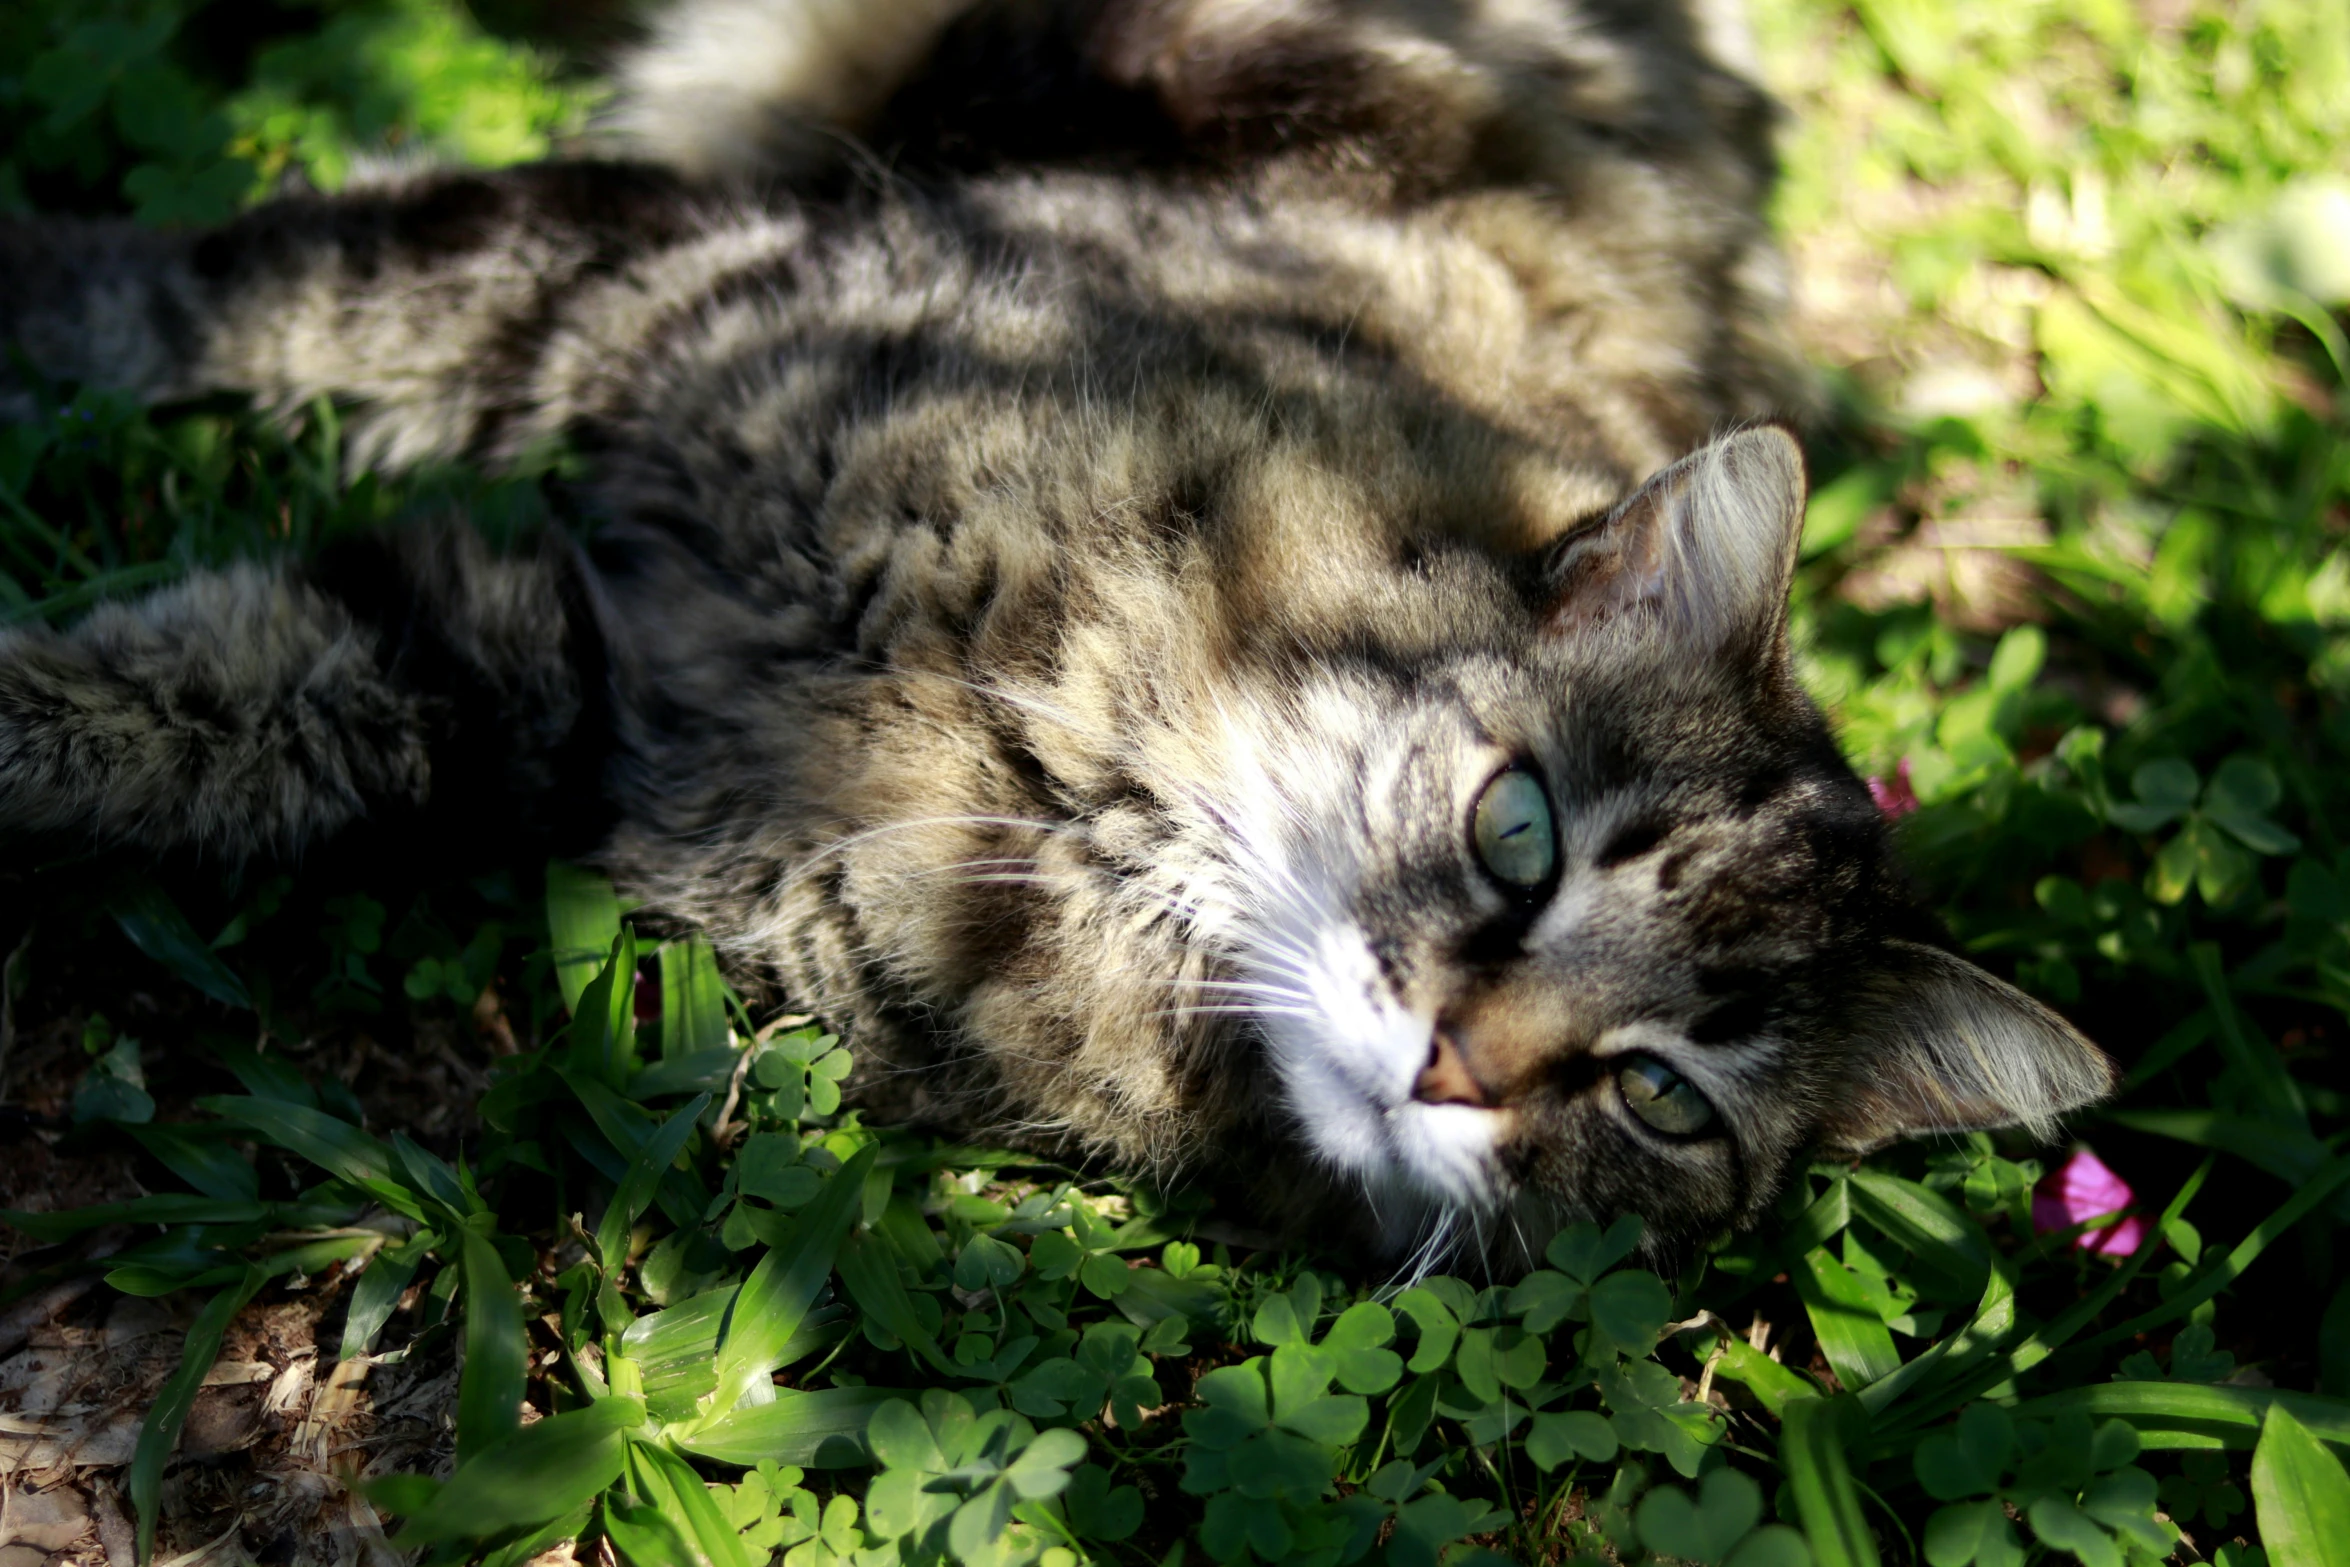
1817 940 2118 1155
1546 424 1805 661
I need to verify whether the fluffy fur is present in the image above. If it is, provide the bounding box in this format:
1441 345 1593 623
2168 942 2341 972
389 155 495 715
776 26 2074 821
0 0 2112 1260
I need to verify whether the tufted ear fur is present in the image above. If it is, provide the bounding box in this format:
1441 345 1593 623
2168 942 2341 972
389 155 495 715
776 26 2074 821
1546 425 1806 664
1818 940 2118 1155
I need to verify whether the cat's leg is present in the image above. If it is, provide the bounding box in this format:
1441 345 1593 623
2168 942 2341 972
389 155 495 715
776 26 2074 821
0 162 697 468
0 526 606 861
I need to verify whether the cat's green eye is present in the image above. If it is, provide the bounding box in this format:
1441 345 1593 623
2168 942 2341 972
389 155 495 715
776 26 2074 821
1618 1057 1716 1136
1472 767 1556 887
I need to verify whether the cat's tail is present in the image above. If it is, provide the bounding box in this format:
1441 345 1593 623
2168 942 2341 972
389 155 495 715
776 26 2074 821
0 525 610 864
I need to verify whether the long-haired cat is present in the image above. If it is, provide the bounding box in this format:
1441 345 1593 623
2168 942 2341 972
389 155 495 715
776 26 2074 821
0 0 2113 1261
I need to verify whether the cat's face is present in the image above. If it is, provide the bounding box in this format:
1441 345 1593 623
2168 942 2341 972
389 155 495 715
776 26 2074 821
1204 429 2114 1260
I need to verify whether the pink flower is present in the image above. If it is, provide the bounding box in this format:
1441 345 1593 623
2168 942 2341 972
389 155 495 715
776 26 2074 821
2033 1149 2149 1257
1867 758 1920 820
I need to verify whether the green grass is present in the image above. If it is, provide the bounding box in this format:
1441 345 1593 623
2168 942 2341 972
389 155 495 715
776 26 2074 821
4 0 2350 1563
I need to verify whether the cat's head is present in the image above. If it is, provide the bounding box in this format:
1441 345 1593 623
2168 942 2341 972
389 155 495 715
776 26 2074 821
1203 426 2114 1262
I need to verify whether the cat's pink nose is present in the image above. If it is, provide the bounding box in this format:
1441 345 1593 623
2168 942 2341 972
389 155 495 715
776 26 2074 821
1413 1031 1490 1108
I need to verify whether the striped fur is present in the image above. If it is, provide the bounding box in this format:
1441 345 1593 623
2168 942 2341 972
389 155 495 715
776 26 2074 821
0 0 2109 1260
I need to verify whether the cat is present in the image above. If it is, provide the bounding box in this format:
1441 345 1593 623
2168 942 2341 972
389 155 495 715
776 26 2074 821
0 0 2115 1262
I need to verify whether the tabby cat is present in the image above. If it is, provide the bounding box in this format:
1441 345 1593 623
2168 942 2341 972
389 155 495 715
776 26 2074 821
0 0 2114 1261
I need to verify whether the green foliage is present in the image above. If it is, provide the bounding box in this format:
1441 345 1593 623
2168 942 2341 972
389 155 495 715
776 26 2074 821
1914 1405 2170 1566
2250 1407 2350 1567
7 0 2350 1563
1 0 594 224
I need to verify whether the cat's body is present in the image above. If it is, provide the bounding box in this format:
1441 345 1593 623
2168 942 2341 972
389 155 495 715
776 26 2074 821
0 0 2112 1260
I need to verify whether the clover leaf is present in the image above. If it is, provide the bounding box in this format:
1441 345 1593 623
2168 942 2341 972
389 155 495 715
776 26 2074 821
1633 1469 1810 1567
1921 1499 2022 1567
2106 759 2200 834
1060 1464 1142 1543
1320 1302 1405 1394
2108 754 2300 906
1028 1201 1148 1300
1179 1347 1368 1502
717 1460 818 1555
1527 1410 1620 1472
1454 1323 1545 1402
2158 1451 2246 1529
1599 1360 1724 1479
780 1493 873 1567
751 1027 852 1119
1504 1218 1671 1355
1917 1408 2170 1567
1008 1320 1161 1427
1916 1403 2014 1500
864 1391 1087 1567
1393 1286 1461 1374
1545 1215 1646 1283
1251 1273 1325 1347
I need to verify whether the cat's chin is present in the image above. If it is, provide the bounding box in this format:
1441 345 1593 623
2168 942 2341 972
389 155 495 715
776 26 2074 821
1293 1080 1520 1261
1380 1099 1512 1212
1350 1138 1560 1276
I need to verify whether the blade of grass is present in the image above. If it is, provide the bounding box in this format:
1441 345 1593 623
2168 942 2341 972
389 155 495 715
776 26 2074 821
560 1068 705 1228
131 1266 264 1564
623 1293 849 1423
459 1228 528 1461
2191 943 2307 1131
624 1436 757 1567
674 1385 911 1467
2103 1109 2349 1215
709 1144 877 1414
1846 1169 1992 1300
1781 1395 1881 1567
474 1504 600 1567
2121 1010 2213 1092
659 937 730 1060
629 1050 741 1100
1885 1157 2214 1433
124 1124 260 1202
2069 1152 2350 1360
199 1095 424 1219
206 1042 316 1108
1707 1336 1824 1417
1788 1176 1854 1254
597 1093 709 1270
836 1226 958 1376
393 1397 643 1548
392 1131 474 1219
0 471 104 577
1858 1260 2017 1419
2252 1405 2350 1567
1998 1383 2350 1452
546 861 623 1014
1792 1248 1902 1391
602 1492 704 1567
1712 1177 1855 1311
342 1232 434 1362
2 1196 270 1243
3 562 183 626
259 1233 378 1281
565 929 638 1086
110 884 251 1010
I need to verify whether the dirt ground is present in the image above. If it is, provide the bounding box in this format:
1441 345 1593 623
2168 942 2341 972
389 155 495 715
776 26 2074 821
0 932 486 1567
